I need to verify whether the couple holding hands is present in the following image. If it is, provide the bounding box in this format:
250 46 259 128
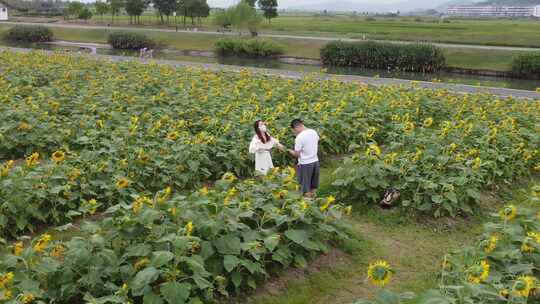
249 119 320 197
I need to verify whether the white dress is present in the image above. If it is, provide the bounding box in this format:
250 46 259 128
249 135 277 175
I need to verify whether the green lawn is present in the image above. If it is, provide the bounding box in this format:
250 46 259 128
84 14 540 48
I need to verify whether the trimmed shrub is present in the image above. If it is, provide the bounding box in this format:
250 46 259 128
320 41 446 73
4 25 54 43
511 53 540 78
108 32 158 50
215 38 285 57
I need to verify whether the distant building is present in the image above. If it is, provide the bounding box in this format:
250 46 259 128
446 5 540 18
0 4 8 21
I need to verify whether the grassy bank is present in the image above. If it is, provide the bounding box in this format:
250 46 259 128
85 14 540 48
0 23 528 71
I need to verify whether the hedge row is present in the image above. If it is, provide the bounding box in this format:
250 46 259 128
320 41 446 73
107 32 158 50
512 53 540 78
215 38 285 57
3 25 54 43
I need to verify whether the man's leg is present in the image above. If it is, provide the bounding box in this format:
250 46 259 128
297 164 313 197
309 162 320 197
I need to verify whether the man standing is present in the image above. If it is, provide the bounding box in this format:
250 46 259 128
288 119 320 197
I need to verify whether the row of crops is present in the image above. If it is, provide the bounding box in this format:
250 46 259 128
0 50 539 303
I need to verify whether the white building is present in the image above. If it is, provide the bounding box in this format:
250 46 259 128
0 4 8 21
446 5 540 18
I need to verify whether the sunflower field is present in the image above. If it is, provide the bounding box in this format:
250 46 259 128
0 50 539 303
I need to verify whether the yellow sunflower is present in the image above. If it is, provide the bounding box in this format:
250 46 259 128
483 235 498 253
367 260 393 287
423 117 433 128
33 234 52 253
185 221 193 236
499 205 517 221
221 172 236 183
25 152 40 167
320 195 335 212
513 276 536 298
21 293 34 304
115 178 130 189
167 131 179 141
467 260 490 284
13 242 23 256
52 150 65 163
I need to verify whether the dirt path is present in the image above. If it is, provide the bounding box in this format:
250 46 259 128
1 21 540 52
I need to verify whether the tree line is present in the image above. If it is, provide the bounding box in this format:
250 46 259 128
65 0 278 27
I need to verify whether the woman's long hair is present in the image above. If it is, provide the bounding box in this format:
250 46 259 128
254 120 271 143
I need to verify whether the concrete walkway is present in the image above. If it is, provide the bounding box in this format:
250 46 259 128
1 46 539 100
1 21 540 52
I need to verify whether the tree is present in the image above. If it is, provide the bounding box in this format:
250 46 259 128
108 0 123 24
193 0 209 24
258 0 277 23
231 0 262 35
212 7 233 29
244 0 256 7
95 1 109 22
78 7 93 22
125 0 146 24
66 1 84 19
153 0 175 24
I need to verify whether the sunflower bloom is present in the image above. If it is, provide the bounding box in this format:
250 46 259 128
483 235 498 253
13 242 23 256
21 293 34 304
467 260 490 284
199 186 209 195
471 157 481 170
134 257 149 270
499 205 517 221
527 232 540 245
423 117 433 127
25 152 40 167
320 195 335 212
52 150 65 163
167 131 179 141
33 234 52 253
513 276 536 298
185 221 193 236
221 172 236 183
367 260 393 287
0 272 14 289
115 178 130 189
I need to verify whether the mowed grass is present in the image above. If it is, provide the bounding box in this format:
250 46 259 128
85 14 540 48
0 23 528 71
242 160 540 304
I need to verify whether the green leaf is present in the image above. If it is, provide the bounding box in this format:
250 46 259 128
131 267 160 296
223 255 241 272
214 235 241 255
284 229 308 245
231 272 242 288
263 234 280 252
150 251 175 268
143 291 164 304
161 282 191 304
374 290 400 304
193 275 212 289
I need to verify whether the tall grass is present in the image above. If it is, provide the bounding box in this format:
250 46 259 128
320 41 446 73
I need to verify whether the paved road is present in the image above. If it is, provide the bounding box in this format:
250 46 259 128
1 21 540 52
1 46 539 100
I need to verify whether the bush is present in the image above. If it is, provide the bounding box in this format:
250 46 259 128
3 25 54 43
108 32 158 50
320 41 446 73
511 53 540 78
215 38 284 57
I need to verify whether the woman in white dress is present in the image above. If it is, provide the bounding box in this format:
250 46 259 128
249 120 284 175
